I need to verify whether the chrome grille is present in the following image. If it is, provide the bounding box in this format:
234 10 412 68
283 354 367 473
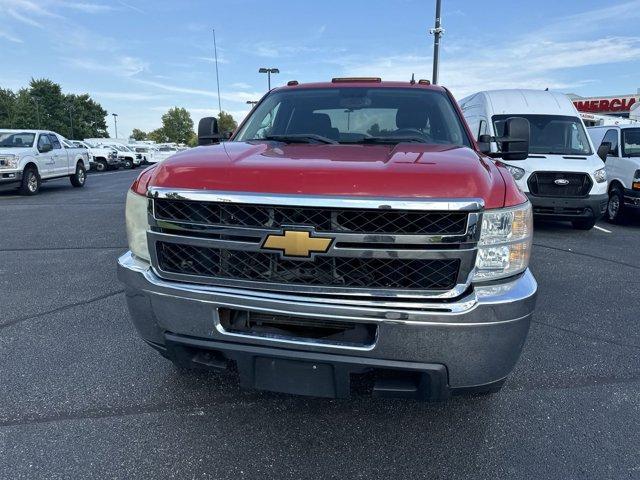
154 199 467 235
157 242 461 290
147 190 482 299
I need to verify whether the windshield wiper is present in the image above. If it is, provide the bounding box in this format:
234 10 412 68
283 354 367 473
258 134 338 144
356 136 429 144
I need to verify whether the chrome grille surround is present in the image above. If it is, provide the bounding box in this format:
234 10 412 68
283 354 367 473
146 188 483 300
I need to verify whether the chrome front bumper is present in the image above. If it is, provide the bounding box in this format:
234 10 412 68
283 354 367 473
118 251 537 391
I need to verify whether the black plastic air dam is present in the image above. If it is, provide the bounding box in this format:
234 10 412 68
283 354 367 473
162 334 451 401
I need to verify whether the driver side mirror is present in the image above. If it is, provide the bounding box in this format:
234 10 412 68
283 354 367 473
477 134 492 155
597 141 611 162
499 117 530 161
39 143 52 153
198 117 220 146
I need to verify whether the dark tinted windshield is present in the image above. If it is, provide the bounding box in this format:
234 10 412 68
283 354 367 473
493 114 591 155
0 132 36 148
235 87 471 146
622 129 640 157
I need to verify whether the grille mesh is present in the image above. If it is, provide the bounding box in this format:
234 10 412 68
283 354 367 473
154 199 467 235
157 242 460 290
528 172 592 197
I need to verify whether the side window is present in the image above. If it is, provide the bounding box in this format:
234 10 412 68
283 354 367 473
37 134 52 151
602 129 619 156
48 134 62 149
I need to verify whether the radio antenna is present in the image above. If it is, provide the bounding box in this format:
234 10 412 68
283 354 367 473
212 28 222 114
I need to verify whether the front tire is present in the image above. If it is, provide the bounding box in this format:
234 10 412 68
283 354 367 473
95 160 107 172
606 188 625 223
70 163 86 188
124 159 133 169
571 218 597 230
19 167 41 195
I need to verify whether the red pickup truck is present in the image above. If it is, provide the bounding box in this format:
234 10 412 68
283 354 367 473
118 79 537 400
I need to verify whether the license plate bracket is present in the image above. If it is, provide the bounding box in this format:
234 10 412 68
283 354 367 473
253 357 336 398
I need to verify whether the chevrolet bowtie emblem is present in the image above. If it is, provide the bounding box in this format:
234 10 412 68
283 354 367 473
262 230 333 258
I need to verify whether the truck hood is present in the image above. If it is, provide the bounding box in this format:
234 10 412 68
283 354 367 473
0 147 34 157
147 142 507 208
503 154 605 175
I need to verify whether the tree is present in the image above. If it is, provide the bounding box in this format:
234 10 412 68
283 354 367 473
0 78 108 138
147 128 167 143
130 128 147 141
160 107 194 144
218 110 238 133
0 88 17 128
367 123 392 137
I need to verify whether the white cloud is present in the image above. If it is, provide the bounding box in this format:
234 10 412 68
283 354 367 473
135 78 264 104
68 56 148 77
0 28 22 43
230 82 253 90
93 91 167 101
62 2 115 13
335 1 640 99
117 0 144 14
193 56 230 65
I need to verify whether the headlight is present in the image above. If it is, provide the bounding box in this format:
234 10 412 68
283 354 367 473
0 155 18 169
473 202 533 282
502 163 525 180
594 168 607 183
125 190 150 261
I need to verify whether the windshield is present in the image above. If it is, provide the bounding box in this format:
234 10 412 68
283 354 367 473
234 87 471 147
622 129 640 157
493 114 592 155
0 132 36 148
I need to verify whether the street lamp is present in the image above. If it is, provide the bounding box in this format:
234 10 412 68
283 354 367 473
258 67 279 90
31 96 41 129
67 104 75 139
112 113 119 139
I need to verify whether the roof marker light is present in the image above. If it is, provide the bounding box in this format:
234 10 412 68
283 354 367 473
418 79 431 85
287 80 299 86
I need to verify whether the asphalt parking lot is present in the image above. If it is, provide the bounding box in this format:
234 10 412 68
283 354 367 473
1 169 639 480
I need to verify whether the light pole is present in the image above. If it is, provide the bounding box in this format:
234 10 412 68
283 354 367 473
67 105 74 139
429 0 444 85
258 67 279 90
112 113 118 138
31 96 41 129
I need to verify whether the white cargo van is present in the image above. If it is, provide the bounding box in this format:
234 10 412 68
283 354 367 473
588 124 640 222
459 89 608 230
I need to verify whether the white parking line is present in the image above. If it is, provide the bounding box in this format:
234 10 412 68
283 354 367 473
594 225 612 233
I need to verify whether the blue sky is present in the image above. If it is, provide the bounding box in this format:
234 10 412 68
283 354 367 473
2 0 640 138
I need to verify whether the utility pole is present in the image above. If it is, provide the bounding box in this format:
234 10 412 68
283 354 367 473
67 105 74 139
112 113 118 138
259 67 279 90
31 97 41 129
429 0 444 85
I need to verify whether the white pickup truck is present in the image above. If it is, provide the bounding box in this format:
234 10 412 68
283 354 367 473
0 129 89 195
70 140 120 172
99 143 140 169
